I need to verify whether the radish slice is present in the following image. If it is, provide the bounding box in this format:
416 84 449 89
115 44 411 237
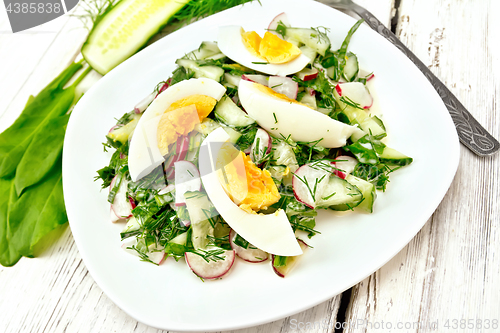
155 78 172 98
122 239 166 265
110 207 121 223
176 135 190 161
121 239 137 255
292 160 333 208
134 92 155 114
158 184 175 195
242 74 269 86
272 239 309 278
250 128 272 165
332 155 358 179
229 230 269 263
185 249 235 279
108 124 122 134
335 82 373 109
148 250 166 265
165 135 191 179
268 76 298 100
268 12 290 34
174 161 201 206
297 67 318 81
358 69 375 82
110 175 133 220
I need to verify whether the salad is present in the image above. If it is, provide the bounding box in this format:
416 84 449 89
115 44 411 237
96 13 413 280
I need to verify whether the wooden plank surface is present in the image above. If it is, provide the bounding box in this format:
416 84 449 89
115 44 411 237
5 0 497 332
344 0 500 332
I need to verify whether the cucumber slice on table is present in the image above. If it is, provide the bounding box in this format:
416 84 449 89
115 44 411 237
82 0 190 75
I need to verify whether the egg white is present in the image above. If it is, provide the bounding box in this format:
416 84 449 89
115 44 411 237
128 78 226 182
238 80 359 148
199 128 303 256
218 25 311 76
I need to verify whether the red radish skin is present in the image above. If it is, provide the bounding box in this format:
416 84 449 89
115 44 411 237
108 124 122 134
297 68 318 81
272 239 309 278
267 12 290 33
335 82 373 109
185 250 235 280
158 184 175 195
250 128 272 166
229 230 269 263
134 92 155 114
148 251 166 265
110 207 122 223
155 78 172 98
242 74 269 86
332 155 358 179
268 76 298 100
165 135 191 179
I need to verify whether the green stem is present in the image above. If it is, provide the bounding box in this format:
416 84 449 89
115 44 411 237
70 65 92 88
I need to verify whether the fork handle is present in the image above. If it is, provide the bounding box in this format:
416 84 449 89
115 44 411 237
345 3 499 156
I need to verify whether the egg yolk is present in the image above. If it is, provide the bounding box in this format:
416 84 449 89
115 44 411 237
157 94 217 155
241 30 264 59
259 32 301 64
216 143 280 212
241 29 301 64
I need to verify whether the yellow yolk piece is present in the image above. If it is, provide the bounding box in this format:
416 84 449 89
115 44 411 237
241 30 264 59
167 94 217 118
216 144 280 212
157 94 217 155
259 32 301 64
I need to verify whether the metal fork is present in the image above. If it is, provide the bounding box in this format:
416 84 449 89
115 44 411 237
320 0 499 156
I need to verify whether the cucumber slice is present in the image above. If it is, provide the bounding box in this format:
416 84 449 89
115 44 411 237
184 41 221 60
194 118 241 143
351 115 386 141
319 175 363 209
345 174 376 213
343 52 359 82
214 96 255 127
175 59 224 82
379 147 413 166
299 45 317 64
82 0 190 75
285 28 331 56
184 191 215 250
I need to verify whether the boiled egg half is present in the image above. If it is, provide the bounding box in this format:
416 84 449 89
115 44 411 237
218 25 310 76
128 78 226 181
199 128 302 256
238 80 359 148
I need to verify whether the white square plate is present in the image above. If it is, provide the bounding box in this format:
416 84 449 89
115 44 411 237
62 0 460 330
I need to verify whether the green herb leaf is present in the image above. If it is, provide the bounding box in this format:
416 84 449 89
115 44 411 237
14 115 70 195
0 62 82 178
0 167 67 266
0 178 21 266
